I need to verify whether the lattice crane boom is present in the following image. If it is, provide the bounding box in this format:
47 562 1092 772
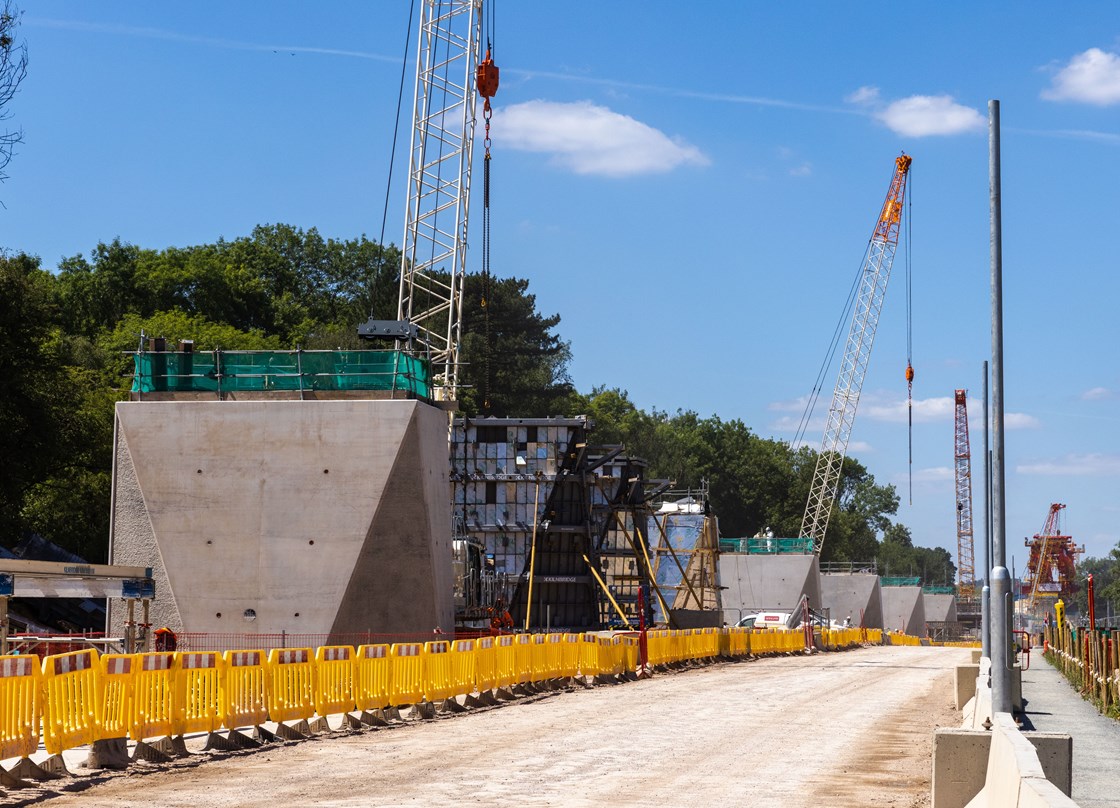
801 154 912 554
953 390 975 596
397 0 485 401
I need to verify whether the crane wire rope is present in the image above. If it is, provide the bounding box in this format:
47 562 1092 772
904 170 914 506
478 0 498 414
370 0 416 320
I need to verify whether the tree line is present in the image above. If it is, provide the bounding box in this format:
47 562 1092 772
3 225 957 581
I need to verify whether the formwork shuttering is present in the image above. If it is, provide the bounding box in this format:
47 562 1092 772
450 417 658 630
647 504 722 624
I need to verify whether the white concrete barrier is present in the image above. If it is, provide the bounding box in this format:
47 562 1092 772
963 713 1076 807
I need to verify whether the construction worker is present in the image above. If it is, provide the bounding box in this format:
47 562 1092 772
153 626 177 652
489 597 514 634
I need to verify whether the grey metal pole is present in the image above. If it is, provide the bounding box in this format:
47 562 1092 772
989 99 1012 714
982 360 991 658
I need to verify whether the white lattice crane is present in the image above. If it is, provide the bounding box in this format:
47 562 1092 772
360 0 495 403
953 389 975 597
801 154 912 554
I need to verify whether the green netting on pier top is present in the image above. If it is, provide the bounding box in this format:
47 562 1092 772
922 585 956 595
881 576 922 587
718 537 815 554
132 349 431 398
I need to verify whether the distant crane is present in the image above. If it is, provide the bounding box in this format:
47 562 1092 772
801 154 912 554
1024 503 1084 614
953 390 975 597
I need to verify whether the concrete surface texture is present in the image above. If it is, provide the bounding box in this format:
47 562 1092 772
108 399 453 639
1022 652 1120 808
963 713 1076 808
881 585 927 636
33 645 970 807
820 572 884 629
718 553 821 625
924 593 958 622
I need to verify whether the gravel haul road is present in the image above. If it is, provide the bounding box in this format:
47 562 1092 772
32 645 969 808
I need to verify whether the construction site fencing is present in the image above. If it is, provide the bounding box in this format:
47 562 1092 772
886 631 922 647
1044 621 1120 716
2 626 894 761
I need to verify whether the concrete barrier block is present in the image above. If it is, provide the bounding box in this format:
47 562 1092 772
1016 777 1079 808
955 664 980 710
932 729 989 808
1022 732 1072 797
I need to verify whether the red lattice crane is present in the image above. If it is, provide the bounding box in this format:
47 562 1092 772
953 390 975 597
1023 503 1084 613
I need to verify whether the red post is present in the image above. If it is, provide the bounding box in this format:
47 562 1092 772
1087 574 1096 631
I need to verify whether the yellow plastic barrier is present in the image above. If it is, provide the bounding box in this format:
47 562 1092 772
602 636 623 676
354 644 391 711
0 654 41 759
561 633 581 678
266 648 315 723
389 643 424 705
314 645 355 717
449 639 477 695
578 633 600 676
222 650 268 729
174 652 224 735
702 627 720 659
41 649 99 755
494 635 517 688
131 652 176 741
474 636 497 692
544 633 566 678
423 640 453 702
619 636 638 673
530 634 550 682
513 634 533 684
97 654 133 741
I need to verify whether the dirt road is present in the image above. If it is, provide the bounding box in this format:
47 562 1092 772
26 645 968 808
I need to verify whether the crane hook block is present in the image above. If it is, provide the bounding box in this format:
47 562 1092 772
905 363 914 383
477 50 499 104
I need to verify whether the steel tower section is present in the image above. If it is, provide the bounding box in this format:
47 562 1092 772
953 389 975 597
801 154 912 554
398 0 483 401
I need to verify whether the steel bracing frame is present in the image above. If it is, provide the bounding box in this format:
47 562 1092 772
802 155 911 553
953 389 975 597
398 0 483 401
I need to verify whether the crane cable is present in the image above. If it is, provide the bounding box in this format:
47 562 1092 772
904 169 914 506
477 3 499 414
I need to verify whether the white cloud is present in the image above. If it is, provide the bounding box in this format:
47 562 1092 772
1081 386 1114 401
846 86 881 106
1043 48 1120 105
498 100 708 178
876 95 985 137
1017 453 1120 476
789 162 812 177
914 466 953 483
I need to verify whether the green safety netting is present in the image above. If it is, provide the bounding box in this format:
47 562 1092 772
132 350 431 398
718 537 815 554
922 586 956 594
881 576 922 587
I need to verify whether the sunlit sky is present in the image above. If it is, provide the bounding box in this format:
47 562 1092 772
5 2 1119 576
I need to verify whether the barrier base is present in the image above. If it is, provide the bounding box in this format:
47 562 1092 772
203 729 260 752
274 721 309 741
440 697 467 714
512 683 535 697
494 687 517 701
7 756 64 782
307 716 331 734
344 712 364 730
464 692 492 708
594 674 619 686
84 738 131 770
0 765 30 789
132 737 177 764
412 702 437 720
359 709 390 727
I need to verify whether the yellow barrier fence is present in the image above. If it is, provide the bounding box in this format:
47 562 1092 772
475 636 497 692
562 633 581 677
131 652 176 741
389 643 424 706
97 654 133 741
513 634 533 684
222 650 268 729
423 640 453 702
41 649 99 755
266 648 315 724
530 634 550 682
354 644 391 711
578 633 601 676
174 651 223 735
450 639 477 695
0 655 41 760
494 635 517 688
314 646 355 717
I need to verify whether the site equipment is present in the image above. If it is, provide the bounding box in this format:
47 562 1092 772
953 389 975 597
1023 503 1084 614
358 0 496 402
801 154 912 554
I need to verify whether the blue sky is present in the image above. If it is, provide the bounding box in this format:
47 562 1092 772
5 3 1119 576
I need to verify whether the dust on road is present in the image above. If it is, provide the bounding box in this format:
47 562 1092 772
21 645 968 808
